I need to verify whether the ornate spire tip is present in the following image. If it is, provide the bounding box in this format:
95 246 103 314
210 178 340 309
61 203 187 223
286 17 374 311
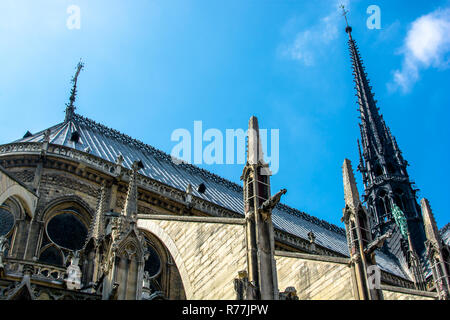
340 4 353 34
65 60 84 122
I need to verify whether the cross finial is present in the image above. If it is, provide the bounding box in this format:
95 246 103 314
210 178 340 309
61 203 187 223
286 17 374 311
340 4 348 25
65 59 85 122
340 4 353 35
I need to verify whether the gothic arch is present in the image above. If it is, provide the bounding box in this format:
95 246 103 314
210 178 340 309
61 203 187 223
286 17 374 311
1 196 25 222
0 185 36 219
38 243 64 266
38 195 94 223
36 196 93 264
374 163 383 177
137 220 193 299
116 230 146 262
375 189 390 220
393 187 407 214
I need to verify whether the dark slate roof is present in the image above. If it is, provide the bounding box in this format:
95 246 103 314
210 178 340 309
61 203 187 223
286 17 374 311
14 113 410 280
441 223 450 246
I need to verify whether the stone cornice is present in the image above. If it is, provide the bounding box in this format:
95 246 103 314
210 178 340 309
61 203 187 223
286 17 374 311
274 250 350 265
137 214 246 225
380 270 415 289
380 284 438 299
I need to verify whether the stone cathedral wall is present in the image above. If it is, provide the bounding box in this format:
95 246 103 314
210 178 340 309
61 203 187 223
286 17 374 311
275 251 356 300
381 286 436 300
382 290 433 300
138 216 248 300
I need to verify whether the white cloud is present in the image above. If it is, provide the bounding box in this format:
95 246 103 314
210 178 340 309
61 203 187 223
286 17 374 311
280 1 348 66
390 8 450 93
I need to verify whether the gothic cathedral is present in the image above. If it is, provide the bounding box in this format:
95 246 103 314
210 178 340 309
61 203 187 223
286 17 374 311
0 21 448 300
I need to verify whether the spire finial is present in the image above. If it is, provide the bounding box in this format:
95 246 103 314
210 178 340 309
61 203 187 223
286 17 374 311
342 158 361 211
122 160 143 220
65 59 84 122
340 4 353 35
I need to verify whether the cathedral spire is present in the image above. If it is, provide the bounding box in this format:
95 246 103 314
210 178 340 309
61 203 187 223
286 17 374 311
348 31 385 155
343 9 427 263
65 60 84 123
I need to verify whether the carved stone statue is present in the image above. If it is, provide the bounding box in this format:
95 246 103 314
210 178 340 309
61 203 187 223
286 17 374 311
65 251 82 290
0 236 10 276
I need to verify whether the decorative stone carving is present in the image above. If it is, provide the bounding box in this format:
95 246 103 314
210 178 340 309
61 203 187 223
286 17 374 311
65 251 82 290
279 287 299 300
0 236 10 277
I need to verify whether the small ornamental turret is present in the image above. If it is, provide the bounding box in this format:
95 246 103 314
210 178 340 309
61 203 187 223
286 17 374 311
101 160 148 300
65 60 84 123
421 199 450 299
342 158 386 300
241 116 282 300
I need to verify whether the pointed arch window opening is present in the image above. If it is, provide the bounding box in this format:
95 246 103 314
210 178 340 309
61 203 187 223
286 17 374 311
442 248 450 274
0 198 28 257
375 190 392 224
432 260 450 295
387 162 397 175
374 164 383 177
393 188 408 216
39 204 91 268
349 221 360 255
46 210 88 251
245 178 255 210
0 206 15 238
368 206 379 230
144 244 162 279
38 243 65 267
349 221 371 248
357 213 371 247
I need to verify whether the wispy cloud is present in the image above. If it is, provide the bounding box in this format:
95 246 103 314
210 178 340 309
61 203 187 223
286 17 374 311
390 8 450 93
279 1 348 66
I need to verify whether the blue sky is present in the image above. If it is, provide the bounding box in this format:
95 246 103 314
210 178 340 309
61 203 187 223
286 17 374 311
1 0 449 229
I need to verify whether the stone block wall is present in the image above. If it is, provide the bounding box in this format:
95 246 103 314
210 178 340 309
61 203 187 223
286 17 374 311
381 285 436 300
138 216 247 300
275 252 355 300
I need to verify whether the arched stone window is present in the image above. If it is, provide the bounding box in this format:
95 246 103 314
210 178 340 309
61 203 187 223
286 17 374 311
38 200 91 266
375 189 391 223
0 197 26 258
141 234 163 294
144 245 162 279
139 230 186 300
357 209 371 246
374 164 383 177
39 244 64 266
387 162 396 174
393 188 407 214
46 212 88 251
0 206 15 237
348 220 360 256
